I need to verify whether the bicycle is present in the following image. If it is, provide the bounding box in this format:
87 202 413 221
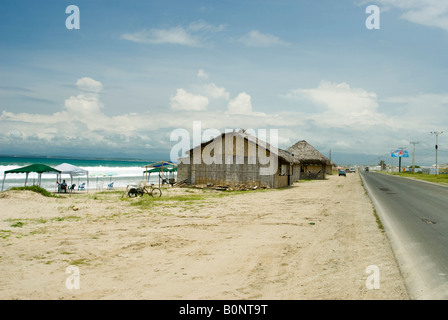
125 184 162 198
141 185 162 197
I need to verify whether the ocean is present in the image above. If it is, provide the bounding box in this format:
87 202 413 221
0 156 177 191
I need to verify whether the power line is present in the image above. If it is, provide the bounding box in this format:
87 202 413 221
430 131 444 175
410 141 419 173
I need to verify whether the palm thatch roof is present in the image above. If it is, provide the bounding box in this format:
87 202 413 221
287 140 331 165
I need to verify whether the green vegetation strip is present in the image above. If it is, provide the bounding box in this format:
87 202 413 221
359 174 384 231
381 172 448 185
123 188 273 210
8 186 58 197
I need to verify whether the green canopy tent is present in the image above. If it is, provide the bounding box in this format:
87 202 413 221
143 161 177 187
1 164 61 191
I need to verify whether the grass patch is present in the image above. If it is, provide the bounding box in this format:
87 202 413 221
52 215 81 222
125 188 271 211
128 193 208 210
372 208 384 231
359 174 384 231
0 230 11 239
5 215 80 227
68 258 89 266
381 171 448 185
29 227 47 235
9 185 57 197
214 188 273 197
95 190 124 195
32 255 46 260
162 194 208 201
11 221 24 228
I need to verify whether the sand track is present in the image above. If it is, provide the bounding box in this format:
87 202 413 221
0 173 408 299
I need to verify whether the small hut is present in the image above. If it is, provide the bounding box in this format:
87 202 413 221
287 140 332 180
143 161 177 187
177 131 296 189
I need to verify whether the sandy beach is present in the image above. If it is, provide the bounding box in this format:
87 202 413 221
0 173 409 300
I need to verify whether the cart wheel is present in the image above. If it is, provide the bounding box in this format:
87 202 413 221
151 188 162 197
128 188 138 197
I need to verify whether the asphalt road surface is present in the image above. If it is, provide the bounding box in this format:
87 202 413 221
360 171 448 299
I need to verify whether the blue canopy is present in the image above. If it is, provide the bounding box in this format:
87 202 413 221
143 161 177 187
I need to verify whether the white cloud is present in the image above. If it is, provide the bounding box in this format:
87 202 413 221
6 129 23 140
2 76 446 163
187 20 226 33
286 81 448 132
299 80 378 114
382 92 448 127
371 0 448 31
170 88 209 111
204 83 230 100
121 20 225 47
121 27 200 46
196 69 229 99
227 92 266 116
227 92 252 114
64 94 103 118
197 69 209 80
284 80 392 129
76 77 103 93
238 30 290 47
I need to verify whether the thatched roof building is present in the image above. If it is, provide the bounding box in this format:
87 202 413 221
287 140 331 165
177 133 335 187
287 140 331 180
177 130 297 189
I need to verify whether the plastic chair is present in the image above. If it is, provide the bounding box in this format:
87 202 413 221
57 182 66 193
107 182 114 190
78 182 86 191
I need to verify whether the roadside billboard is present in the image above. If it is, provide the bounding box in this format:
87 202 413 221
391 150 409 158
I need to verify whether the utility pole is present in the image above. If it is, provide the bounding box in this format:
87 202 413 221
384 153 390 171
410 141 419 174
431 131 444 175
391 150 394 172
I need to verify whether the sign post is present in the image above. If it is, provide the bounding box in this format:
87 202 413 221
391 149 409 172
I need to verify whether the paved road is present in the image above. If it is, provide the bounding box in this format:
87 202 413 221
360 171 448 299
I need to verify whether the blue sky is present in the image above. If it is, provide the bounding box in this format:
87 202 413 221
1 0 447 166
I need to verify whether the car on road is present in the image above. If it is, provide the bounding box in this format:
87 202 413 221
338 170 346 176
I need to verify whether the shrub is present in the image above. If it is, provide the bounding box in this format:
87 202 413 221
9 185 56 197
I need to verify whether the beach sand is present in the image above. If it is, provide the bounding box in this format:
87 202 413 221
0 173 409 300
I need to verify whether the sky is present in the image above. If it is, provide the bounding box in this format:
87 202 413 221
0 0 447 166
